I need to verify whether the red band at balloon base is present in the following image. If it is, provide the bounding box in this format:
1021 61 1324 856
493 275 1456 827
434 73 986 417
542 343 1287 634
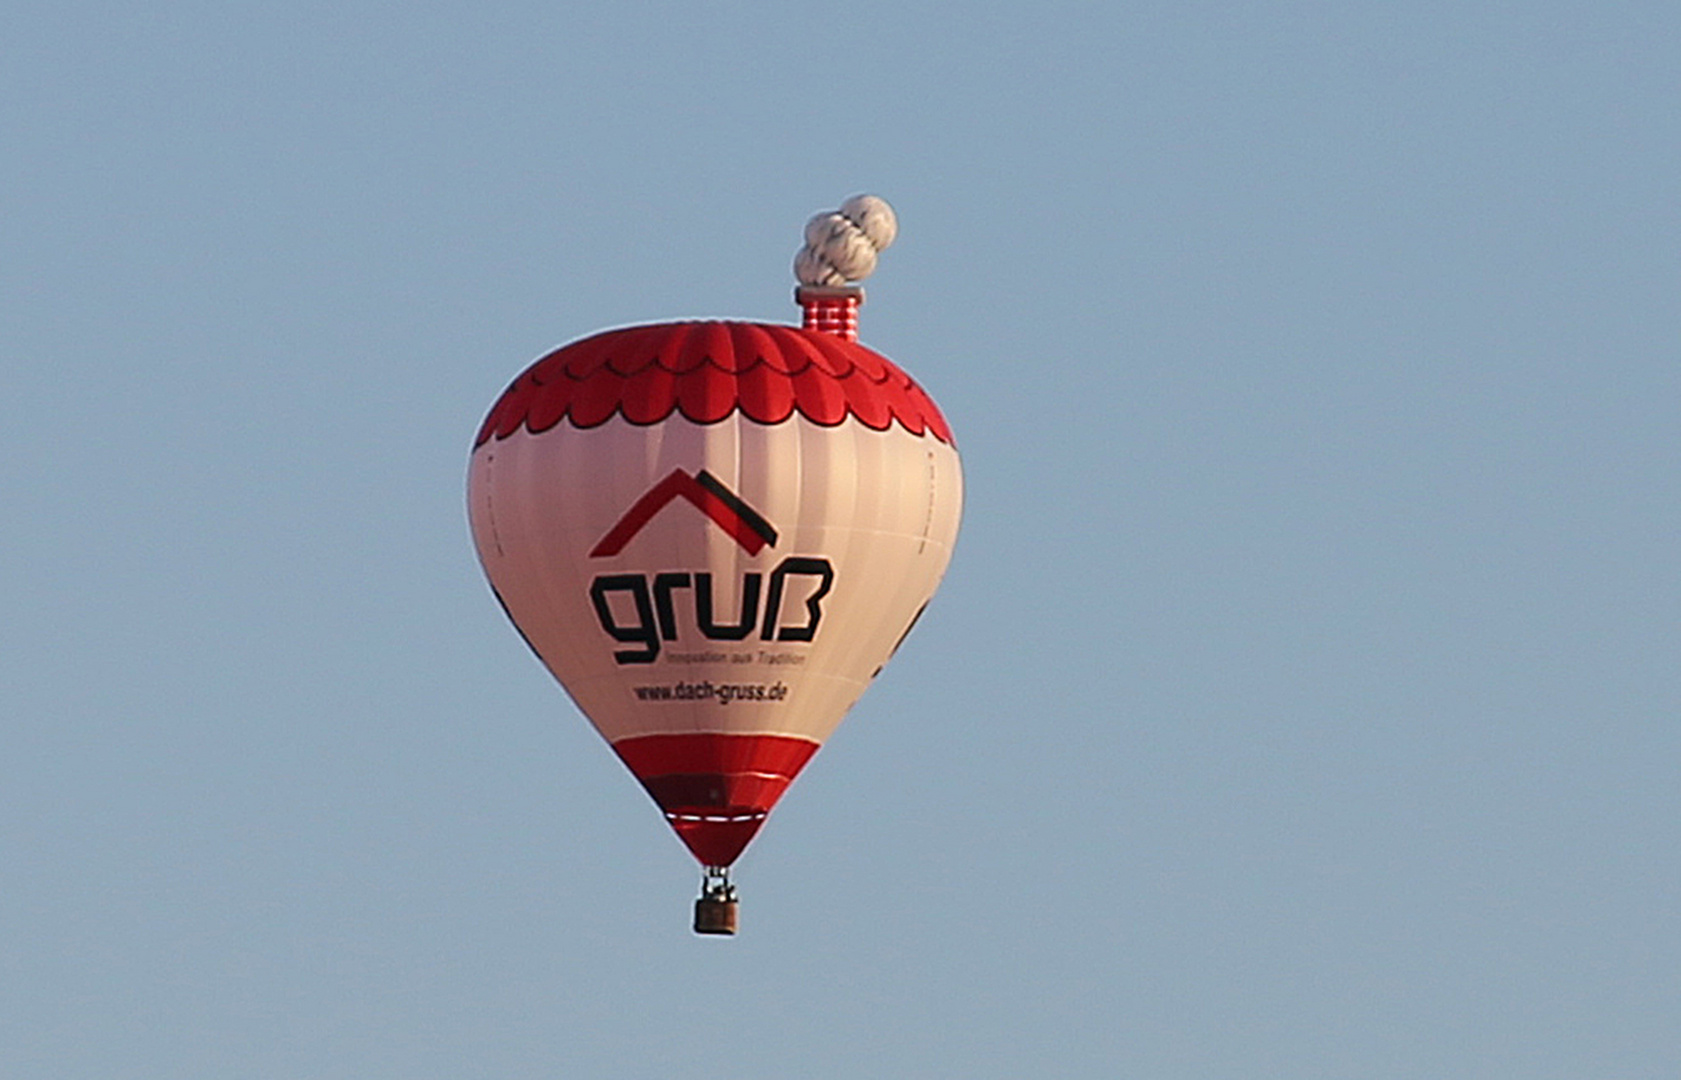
611 733 821 866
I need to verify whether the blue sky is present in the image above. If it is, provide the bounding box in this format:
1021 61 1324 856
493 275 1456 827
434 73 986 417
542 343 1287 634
5 2 1679 1076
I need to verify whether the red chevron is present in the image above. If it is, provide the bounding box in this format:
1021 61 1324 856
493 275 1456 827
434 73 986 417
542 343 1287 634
590 469 772 558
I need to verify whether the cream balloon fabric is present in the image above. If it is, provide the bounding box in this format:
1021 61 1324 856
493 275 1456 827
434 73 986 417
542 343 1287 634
471 413 960 745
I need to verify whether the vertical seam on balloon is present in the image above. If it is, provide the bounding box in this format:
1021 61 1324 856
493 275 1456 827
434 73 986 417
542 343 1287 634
482 449 505 558
919 447 936 555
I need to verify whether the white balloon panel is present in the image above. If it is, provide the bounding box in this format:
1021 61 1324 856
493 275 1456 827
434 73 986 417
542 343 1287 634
467 413 962 747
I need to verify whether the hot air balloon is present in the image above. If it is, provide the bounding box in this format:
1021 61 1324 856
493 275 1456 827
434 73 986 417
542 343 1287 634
467 197 961 934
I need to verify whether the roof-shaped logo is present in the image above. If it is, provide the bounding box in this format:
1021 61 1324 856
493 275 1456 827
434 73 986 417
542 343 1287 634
590 469 778 558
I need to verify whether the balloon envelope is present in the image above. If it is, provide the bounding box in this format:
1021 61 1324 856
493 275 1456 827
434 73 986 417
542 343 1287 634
468 321 961 866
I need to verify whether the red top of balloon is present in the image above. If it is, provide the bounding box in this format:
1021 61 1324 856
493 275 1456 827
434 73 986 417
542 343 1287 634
474 320 954 447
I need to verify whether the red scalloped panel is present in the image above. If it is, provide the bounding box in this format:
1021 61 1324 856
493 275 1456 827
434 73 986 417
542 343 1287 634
474 321 954 447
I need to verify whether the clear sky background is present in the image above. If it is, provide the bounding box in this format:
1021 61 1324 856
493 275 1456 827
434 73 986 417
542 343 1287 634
5 2 1678 1076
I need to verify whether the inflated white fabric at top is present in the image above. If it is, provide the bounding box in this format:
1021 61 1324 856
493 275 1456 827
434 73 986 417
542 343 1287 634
793 194 898 288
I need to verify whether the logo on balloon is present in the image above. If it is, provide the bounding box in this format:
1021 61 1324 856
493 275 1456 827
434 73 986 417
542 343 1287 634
590 469 778 558
588 470 834 665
